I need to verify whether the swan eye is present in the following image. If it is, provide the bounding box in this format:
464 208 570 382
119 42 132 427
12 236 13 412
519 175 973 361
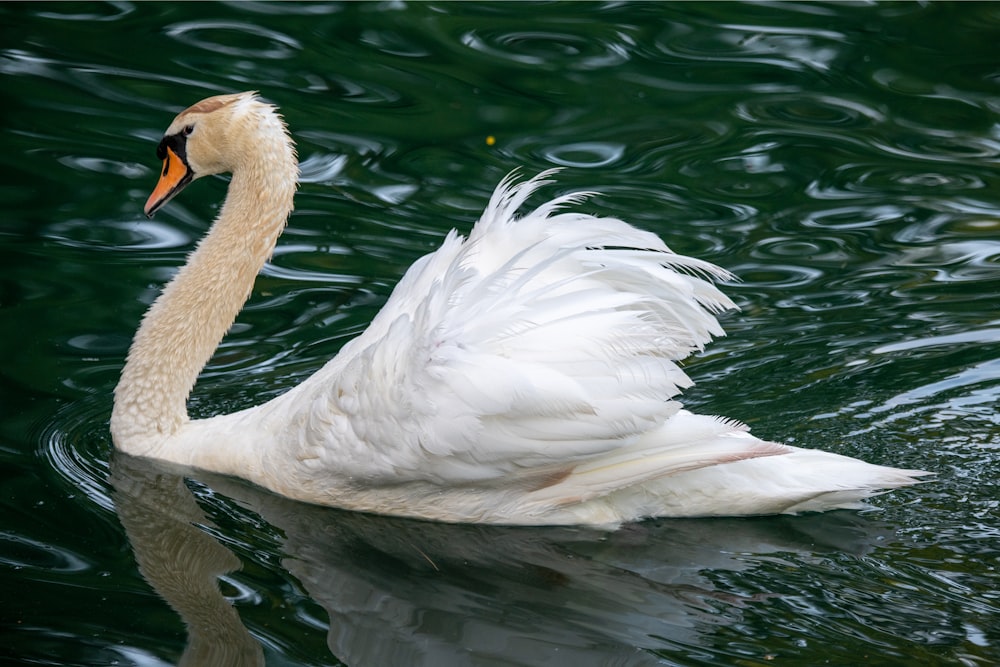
183 125 194 136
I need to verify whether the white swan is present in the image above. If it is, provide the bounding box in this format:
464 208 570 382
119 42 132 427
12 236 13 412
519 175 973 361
111 91 927 526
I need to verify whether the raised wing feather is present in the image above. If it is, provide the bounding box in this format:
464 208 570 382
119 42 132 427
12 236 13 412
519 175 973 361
294 171 740 486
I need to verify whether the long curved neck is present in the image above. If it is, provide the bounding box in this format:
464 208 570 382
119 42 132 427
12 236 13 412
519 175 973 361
112 131 297 455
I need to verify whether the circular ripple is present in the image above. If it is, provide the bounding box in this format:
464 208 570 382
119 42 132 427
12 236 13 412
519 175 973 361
802 204 907 231
543 142 626 168
807 163 986 200
57 156 147 179
735 94 885 128
728 261 824 288
460 29 629 69
654 22 846 75
298 153 348 186
38 397 116 514
35 3 134 21
45 218 193 250
750 235 853 265
0 533 92 572
871 132 1000 163
360 27 433 58
165 20 301 59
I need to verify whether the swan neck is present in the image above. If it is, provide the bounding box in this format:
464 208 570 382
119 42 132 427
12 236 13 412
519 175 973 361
112 127 297 457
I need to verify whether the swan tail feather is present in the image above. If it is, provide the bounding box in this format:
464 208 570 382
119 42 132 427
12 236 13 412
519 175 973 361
520 412 931 523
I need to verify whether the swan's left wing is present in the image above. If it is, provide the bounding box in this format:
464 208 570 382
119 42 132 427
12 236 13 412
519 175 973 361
291 171 739 488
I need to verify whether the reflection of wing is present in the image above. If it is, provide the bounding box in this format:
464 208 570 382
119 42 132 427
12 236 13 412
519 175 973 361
268 505 894 667
112 453 897 667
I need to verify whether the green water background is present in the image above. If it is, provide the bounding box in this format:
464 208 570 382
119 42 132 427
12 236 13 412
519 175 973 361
2 2 999 665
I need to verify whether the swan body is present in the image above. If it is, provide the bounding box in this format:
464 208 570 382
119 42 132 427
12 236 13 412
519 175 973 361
111 92 927 526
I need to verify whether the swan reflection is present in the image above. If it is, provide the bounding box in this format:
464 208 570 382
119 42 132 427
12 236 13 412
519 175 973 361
111 452 897 666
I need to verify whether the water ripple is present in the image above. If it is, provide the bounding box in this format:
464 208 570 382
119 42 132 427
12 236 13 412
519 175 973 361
38 398 116 515
871 131 1000 164
873 329 1000 355
315 72 408 105
57 155 147 179
750 234 853 264
359 27 434 59
298 152 347 185
220 1 342 16
802 204 907 230
890 240 1000 283
653 20 846 74
0 48 212 111
45 219 193 250
0 533 92 573
460 28 630 69
806 163 987 200
35 1 134 22
164 20 301 59
728 261 824 288
543 141 626 168
854 357 1000 433
735 93 886 127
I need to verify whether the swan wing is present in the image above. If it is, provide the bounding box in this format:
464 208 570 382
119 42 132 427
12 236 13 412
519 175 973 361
294 171 741 487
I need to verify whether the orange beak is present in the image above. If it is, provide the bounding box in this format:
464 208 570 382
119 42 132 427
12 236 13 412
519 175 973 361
144 146 192 218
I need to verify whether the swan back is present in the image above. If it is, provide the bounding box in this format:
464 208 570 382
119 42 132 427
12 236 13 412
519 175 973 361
260 173 738 492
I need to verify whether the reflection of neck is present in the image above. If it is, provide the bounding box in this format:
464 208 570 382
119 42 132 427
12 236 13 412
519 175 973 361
111 128 296 455
112 456 264 666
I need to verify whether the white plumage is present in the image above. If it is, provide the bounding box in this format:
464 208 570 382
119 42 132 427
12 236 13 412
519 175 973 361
112 92 928 526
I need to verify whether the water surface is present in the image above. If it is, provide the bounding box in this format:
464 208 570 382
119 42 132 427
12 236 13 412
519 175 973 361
2 2 999 666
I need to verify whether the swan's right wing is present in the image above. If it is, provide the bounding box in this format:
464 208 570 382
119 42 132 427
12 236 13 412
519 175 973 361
290 172 745 489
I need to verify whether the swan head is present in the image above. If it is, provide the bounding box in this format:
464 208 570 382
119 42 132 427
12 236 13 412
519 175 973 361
144 91 273 217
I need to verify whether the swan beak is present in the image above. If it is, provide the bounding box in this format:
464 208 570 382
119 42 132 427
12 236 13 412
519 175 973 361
144 146 193 218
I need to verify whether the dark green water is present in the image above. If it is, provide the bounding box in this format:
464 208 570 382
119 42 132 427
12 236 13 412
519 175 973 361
2 2 999 665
